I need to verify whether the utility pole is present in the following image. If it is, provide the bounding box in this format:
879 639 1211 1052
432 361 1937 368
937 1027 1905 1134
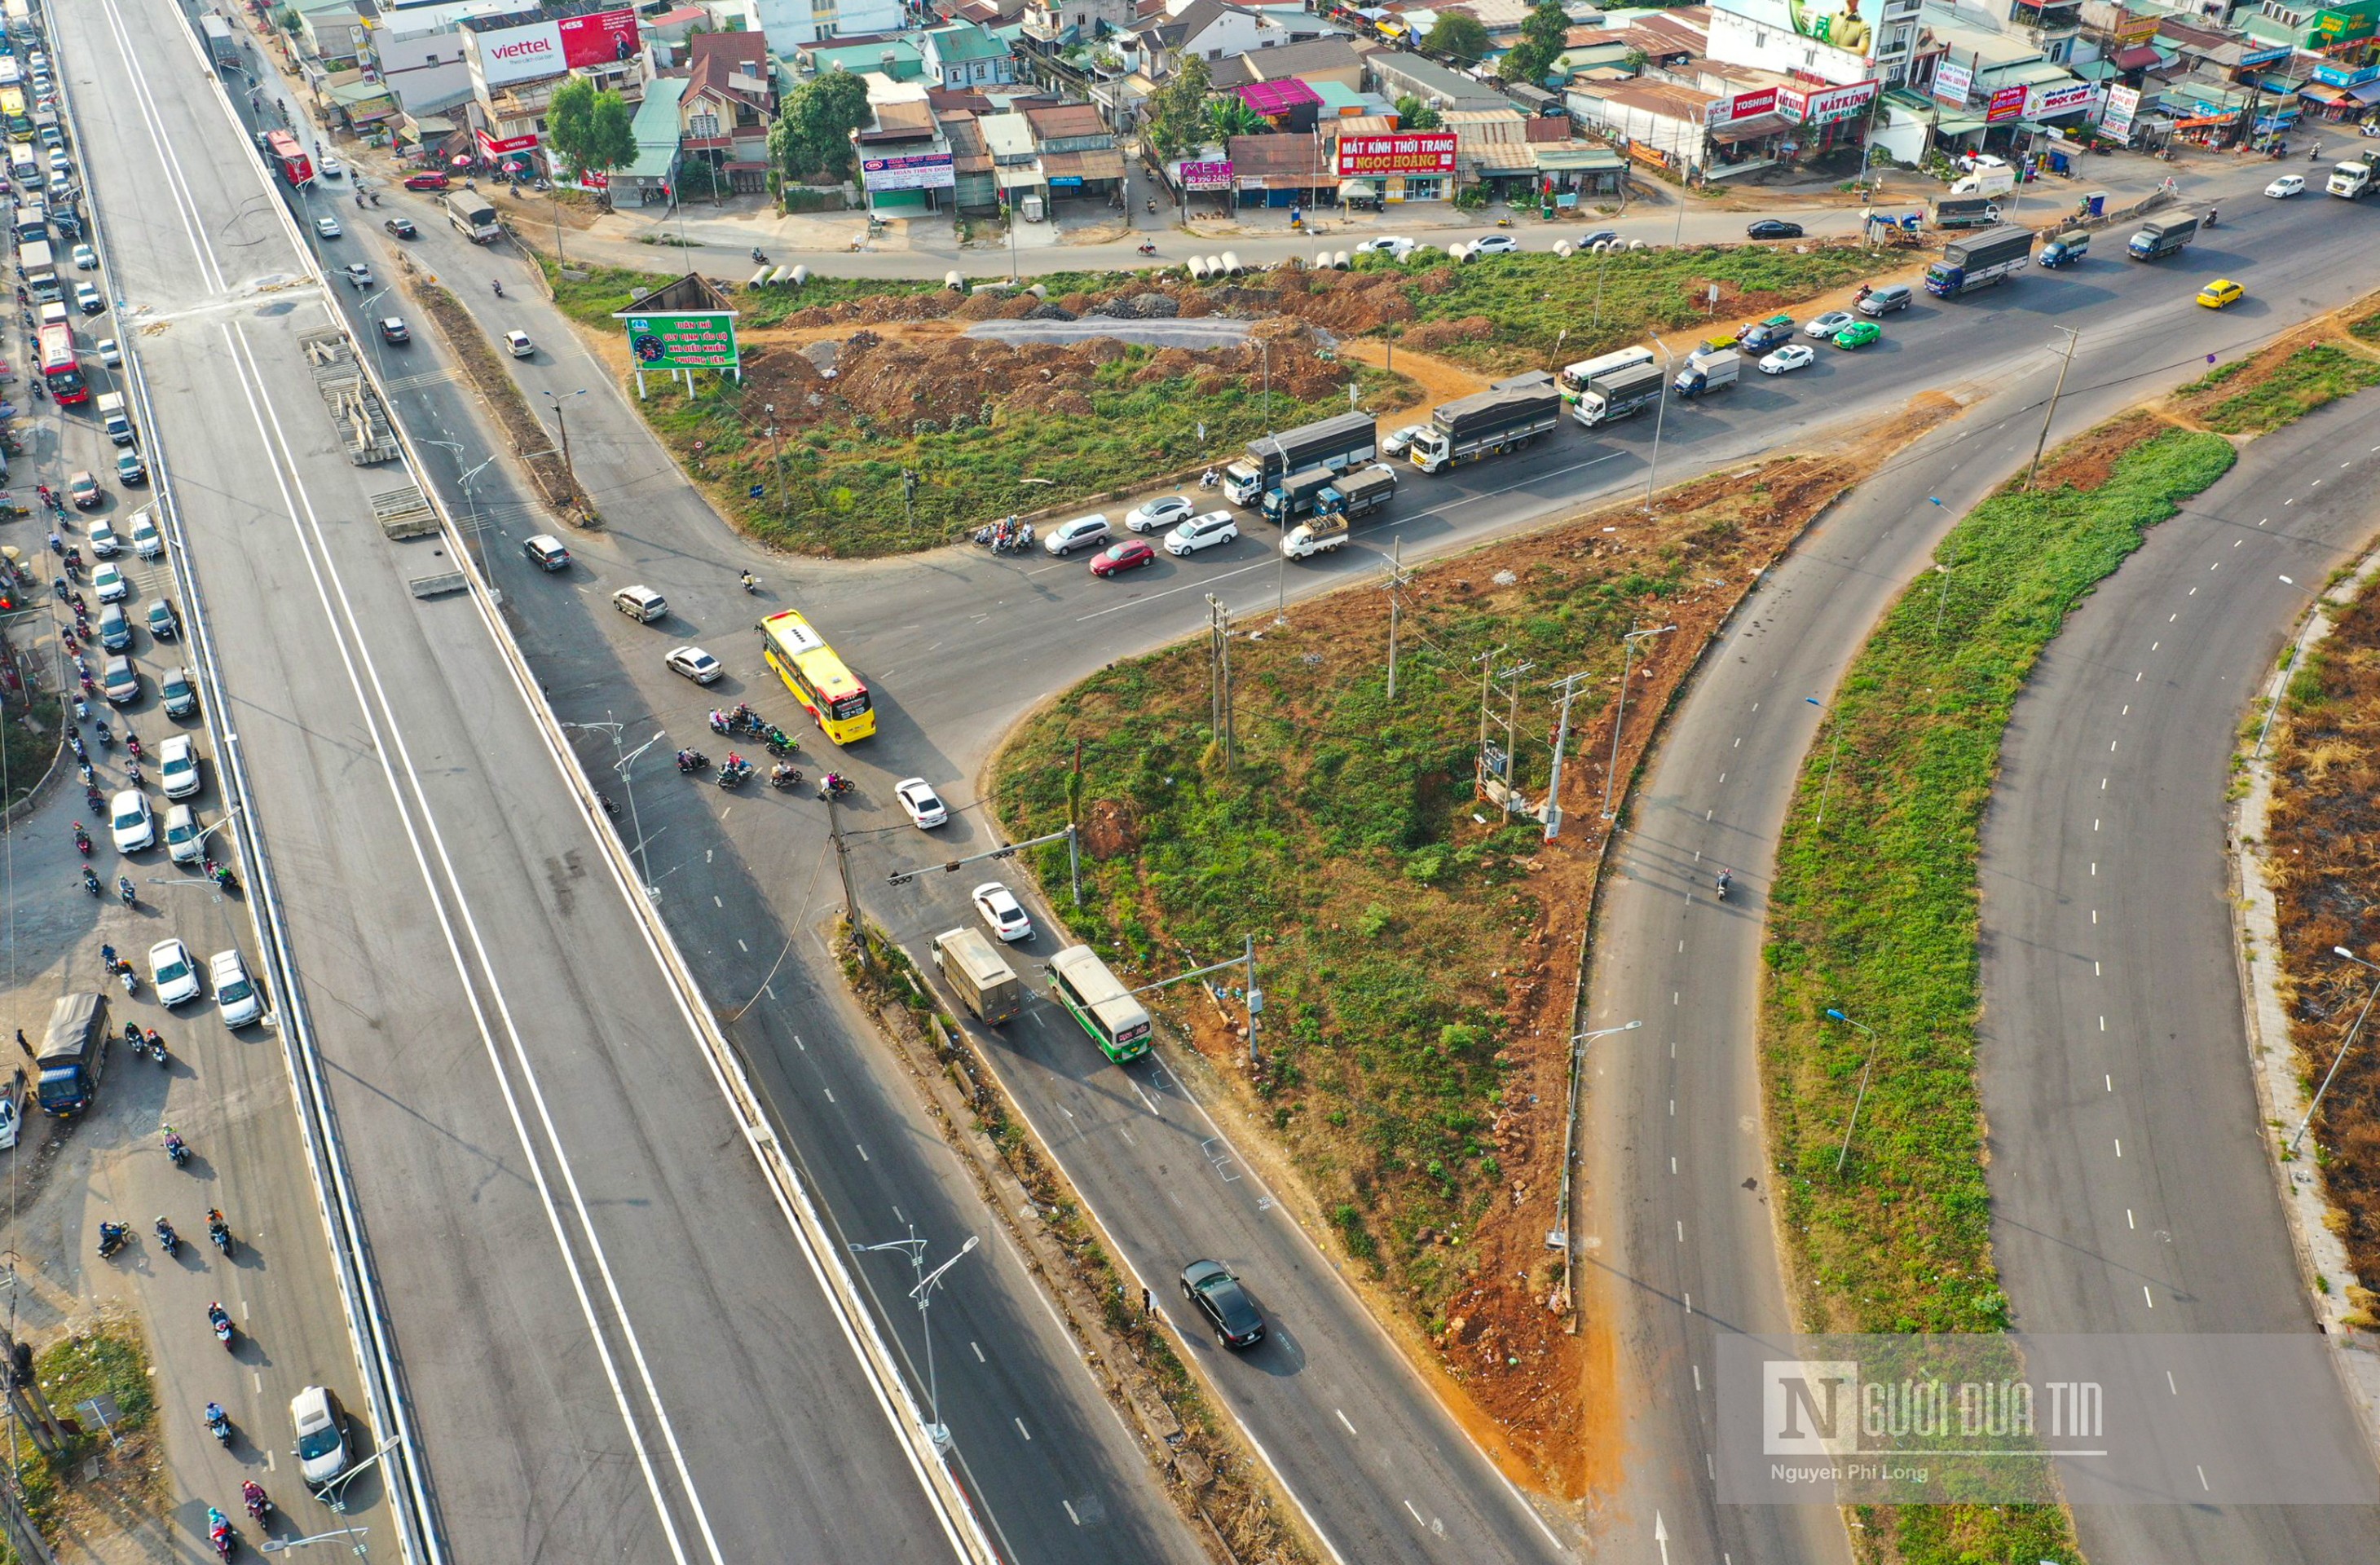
1382 537 1413 702
1543 668 1593 840
901 467 919 540
828 788 871 972
1205 595 1234 767
2026 326 2081 489
0 1325 61 1457
1602 625 1677 819
765 403 786 519
1244 933 1260 1071
544 387 588 501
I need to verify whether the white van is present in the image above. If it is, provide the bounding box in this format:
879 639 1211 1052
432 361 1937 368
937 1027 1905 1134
7 147 35 184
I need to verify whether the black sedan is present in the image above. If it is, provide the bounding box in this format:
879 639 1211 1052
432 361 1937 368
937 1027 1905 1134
1180 1260 1265 1348
383 216 418 240
1746 219 1805 240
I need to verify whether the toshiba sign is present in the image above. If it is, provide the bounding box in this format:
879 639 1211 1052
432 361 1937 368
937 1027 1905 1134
472 7 639 89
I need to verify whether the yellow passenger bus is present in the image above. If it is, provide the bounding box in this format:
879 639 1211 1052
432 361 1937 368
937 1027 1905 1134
0 87 29 145
756 609 875 744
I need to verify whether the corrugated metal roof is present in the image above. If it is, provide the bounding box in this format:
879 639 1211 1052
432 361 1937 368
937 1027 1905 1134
1239 77 1323 115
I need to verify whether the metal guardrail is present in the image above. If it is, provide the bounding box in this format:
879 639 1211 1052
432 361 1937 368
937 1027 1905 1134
56 8 446 1562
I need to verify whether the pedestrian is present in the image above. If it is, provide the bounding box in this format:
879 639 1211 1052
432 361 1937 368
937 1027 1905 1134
13 1029 26 1056
1140 1285 1152 1316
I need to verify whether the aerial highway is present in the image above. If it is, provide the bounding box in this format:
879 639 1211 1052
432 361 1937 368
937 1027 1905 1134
300 134 2380 1565
1981 392 2380 1563
51 0 1003 1559
114 9 2380 1559
1578 194 2380 1565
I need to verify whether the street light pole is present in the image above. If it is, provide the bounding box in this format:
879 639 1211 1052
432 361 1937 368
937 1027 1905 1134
851 1229 980 1451
1601 625 1677 820
1825 1008 1880 1175
1805 694 1844 827
1642 338 1676 515
2290 947 2380 1154
1550 1019 1641 1257
560 717 663 894
2025 326 2081 490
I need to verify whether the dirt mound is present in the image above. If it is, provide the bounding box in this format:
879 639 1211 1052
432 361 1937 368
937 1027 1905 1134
1082 800 1140 858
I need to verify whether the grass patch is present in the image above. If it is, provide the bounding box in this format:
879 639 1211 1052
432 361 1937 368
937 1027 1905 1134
647 350 1406 558
2266 573 2380 1318
19 1319 158 1532
1761 425 2237 1563
2181 344 2380 434
992 462 1840 1325
1377 244 1880 369
2350 309 2380 346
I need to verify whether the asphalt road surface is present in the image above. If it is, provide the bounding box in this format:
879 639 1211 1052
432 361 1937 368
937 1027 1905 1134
1981 390 2380 1563
1578 194 2380 1565
343 134 2380 1565
202 30 2380 1563
53 2 990 1560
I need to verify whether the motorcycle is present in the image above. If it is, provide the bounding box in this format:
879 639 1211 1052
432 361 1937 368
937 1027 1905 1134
740 571 760 593
207 1506 235 1559
731 703 760 733
126 733 144 760
1716 869 1732 902
707 710 733 736
74 824 91 856
121 967 139 996
81 866 103 897
769 765 802 791
95 721 112 749
147 1028 170 1067
96 1221 129 1259
164 1126 190 1167
751 247 769 264
717 757 753 789
208 1301 236 1351
209 1209 235 1257
119 875 138 907
491 278 503 297
1137 242 1157 257
85 786 107 815
817 773 854 802
158 1218 183 1259
126 760 143 788
241 1481 271 1528
676 749 710 775
1198 467 1220 489
212 864 238 896
764 727 796 757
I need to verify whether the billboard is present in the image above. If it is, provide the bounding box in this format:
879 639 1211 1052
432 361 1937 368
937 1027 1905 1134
2025 82 2099 118
1336 131 1457 177
1933 58 1972 107
1985 84 2029 122
1777 80 1876 125
862 152 955 192
2313 6 2378 46
1179 159 1234 190
1721 0 1878 63
625 311 739 373
2100 83 2140 140
476 128 540 156
1706 86 1778 126
473 6 640 88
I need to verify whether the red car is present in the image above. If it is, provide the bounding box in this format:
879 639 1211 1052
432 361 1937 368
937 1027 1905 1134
1088 540 1156 578
403 171 451 192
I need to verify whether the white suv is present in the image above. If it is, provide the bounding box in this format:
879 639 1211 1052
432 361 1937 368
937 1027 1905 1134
1043 515 1112 556
211 949 264 1029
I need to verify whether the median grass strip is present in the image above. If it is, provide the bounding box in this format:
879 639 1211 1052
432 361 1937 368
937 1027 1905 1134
20 1316 161 1538
1761 420 2237 1563
2263 573 2380 1323
2175 343 2380 435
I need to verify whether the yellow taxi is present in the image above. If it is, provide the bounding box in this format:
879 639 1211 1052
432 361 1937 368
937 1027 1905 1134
2196 278 2246 310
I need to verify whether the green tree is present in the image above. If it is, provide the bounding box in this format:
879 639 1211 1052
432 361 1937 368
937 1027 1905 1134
1500 0 1571 86
1394 94 1443 131
1423 12 1490 66
1203 95 1268 143
769 71 872 181
545 78 637 183
1144 55 1214 162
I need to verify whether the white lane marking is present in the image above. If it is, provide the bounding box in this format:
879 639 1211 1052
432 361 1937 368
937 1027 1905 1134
823 1088 835 1104
1063 1500 1081 1526
857 1144 870 1162
2144 1287 2155 1309
224 326 717 1564
1677 1221 1685 1243
1336 1408 1357 1437
2198 1466 2210 1492
1404 1501 1426 1526
2129 1210 2136 1230
971 1342 985 1363
2114 1140 2122 1157
1015 1417 1032 1441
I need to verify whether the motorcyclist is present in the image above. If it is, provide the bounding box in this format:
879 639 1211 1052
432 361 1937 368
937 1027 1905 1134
204 1401 227 1431
158 1216 182 1254
164 1125 188 1162
1716 866 1733 899
209 1208 231 1249
81 866 103 896
739 570 759 593
771 761 799 787
491 278 504 297
241 1480 270 1523
207 1505 233 1555
97 1221 129 1255
146 1027 168 1061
